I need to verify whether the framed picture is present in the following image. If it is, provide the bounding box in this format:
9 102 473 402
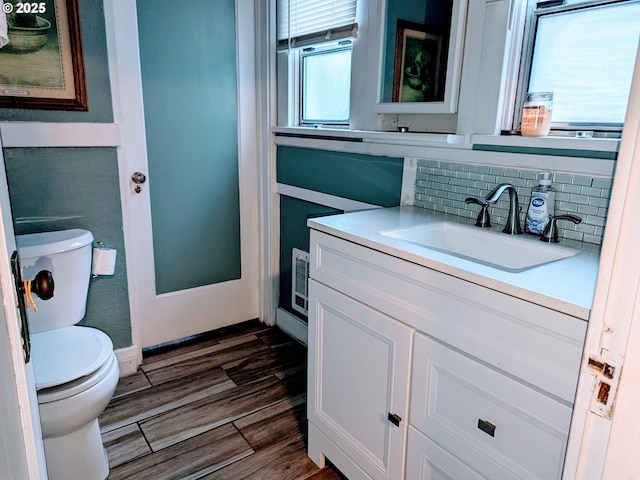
392 20 443 103
0 0 87 110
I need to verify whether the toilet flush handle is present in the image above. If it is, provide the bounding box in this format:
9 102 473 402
31 270 54 300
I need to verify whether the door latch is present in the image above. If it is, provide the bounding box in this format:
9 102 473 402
10 251 55 364
11 251 31 363
588 352 622 419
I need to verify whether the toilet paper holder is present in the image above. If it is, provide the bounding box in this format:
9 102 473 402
92 242 117 277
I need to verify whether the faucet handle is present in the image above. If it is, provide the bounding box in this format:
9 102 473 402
465 197 491 228
540 214 582 243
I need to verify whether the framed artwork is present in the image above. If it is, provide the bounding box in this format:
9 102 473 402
392 19 443 103
0 0 87 110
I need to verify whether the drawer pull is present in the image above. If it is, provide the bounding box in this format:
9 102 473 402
477 419 496 437
388 412 402 427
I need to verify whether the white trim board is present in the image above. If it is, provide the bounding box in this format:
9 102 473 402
114 345 142 377
401 158 417 206
0 122 122 148
276 307 307 346
276 184 382 212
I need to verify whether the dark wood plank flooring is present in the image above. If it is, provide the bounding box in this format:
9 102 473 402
100 320 343 480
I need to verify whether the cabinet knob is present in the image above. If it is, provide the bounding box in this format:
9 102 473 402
477 418 496 437
387 412 402 427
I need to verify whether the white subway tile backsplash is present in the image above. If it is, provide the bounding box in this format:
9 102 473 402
414 159 611 246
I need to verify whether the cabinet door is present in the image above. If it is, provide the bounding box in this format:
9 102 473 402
308 280 413 480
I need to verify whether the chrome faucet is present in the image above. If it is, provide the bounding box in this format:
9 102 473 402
485 184 523 235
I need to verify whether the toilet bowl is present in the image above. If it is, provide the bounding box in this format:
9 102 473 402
17 229 120 480
31 326 119 480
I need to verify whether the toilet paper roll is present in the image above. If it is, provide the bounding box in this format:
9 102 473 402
92 248 117 276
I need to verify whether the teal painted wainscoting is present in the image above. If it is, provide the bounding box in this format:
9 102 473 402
3 147 131 349
277 146 404 207
277 146 404 320
279 197 342 320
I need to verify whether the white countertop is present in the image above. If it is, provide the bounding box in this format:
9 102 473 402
307 206 600 321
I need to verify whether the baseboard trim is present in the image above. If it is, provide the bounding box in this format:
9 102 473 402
276 307 308 346
114 345 142 377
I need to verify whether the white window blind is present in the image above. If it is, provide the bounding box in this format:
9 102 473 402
276 0 357 49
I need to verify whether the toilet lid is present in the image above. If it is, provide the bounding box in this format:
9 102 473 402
30 326 114 390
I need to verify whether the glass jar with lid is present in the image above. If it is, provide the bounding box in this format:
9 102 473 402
521 92 553 137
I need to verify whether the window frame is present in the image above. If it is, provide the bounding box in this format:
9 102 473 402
513 0 638 137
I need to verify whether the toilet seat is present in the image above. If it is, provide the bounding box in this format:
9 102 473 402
37 353 118 404
31 326 114 401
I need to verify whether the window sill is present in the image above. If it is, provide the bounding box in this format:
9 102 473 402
272 126 466 149
471 134 620 160
271 126 620 162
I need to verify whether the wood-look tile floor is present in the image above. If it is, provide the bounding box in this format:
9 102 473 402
99 320 344 480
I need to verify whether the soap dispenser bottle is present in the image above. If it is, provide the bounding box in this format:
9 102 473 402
525 171 556 235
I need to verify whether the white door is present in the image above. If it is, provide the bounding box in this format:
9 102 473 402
105 0 259 348
0 136 47 479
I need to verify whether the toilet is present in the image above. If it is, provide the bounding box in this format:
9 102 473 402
16 228 119 480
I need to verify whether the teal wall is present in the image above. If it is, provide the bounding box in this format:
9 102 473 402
279 197 341 319
277 146 404 320
277 146 404 206
136 0 241 294
0 1 130 349
3 148 131 348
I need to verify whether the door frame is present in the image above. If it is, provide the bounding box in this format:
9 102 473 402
0 136 47 479
563 44 640 479
104 0 267 352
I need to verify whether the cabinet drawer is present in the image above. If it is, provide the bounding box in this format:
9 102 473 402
410 332 571 480
406 426 486 480
310 230 586 403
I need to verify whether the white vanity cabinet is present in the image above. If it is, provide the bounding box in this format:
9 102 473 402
307 229 588 480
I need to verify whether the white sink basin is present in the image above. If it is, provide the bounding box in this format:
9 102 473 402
380 222 578 272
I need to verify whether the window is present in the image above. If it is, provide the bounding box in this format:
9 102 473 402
516 0 640 134
300 42 352 125
276 0 357 126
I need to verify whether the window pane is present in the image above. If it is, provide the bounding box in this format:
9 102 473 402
530 1 640 125
302 48 352 123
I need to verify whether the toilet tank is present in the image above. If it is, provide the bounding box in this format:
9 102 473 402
16 229 94 334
